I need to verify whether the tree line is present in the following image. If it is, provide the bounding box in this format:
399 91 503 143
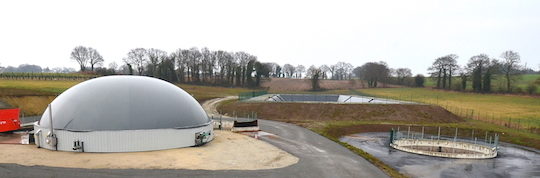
428 50 537 94
68 46 365 88
67 46 425 90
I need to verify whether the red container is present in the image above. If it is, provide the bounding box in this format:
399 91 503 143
0 108 21 132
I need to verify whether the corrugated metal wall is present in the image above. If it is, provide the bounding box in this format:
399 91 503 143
34 124 213 152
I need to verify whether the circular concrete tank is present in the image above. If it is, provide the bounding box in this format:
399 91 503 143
34 75 213 152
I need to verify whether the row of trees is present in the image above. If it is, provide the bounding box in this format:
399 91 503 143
277 62 354 80
302 61 425 90
65 46 534 93
119 47 272 87
428 50 525 93
69 46 360 87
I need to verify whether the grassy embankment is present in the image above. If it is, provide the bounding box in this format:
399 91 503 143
0 79 253 116
357 87 540 131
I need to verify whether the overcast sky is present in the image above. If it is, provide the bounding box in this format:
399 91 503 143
1 0 539 74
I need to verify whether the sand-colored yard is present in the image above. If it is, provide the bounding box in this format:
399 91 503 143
0 130 298 170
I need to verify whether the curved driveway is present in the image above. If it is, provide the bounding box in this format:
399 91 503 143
0 97 387 178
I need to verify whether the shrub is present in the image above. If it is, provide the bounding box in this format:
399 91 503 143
414 74 425 87
452 82 462 91
526 83 537 95
515 87 524 94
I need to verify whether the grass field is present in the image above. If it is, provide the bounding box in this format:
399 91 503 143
424 74 540 93
516 74 540 92
357 87 540 130
0 80 80 94
0 79 254 116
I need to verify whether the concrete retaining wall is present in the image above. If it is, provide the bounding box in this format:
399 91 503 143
391 139 497 159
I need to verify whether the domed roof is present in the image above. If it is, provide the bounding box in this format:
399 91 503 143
38 75 210 131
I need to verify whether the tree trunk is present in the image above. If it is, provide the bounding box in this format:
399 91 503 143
436 68 442 88
506 73 511 92
448 68 452 89
442 68 447 89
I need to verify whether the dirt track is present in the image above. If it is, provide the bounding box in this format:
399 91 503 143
202 96 237 116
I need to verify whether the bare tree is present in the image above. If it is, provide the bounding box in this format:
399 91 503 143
188 48 202 82
70 46 89 71
329 64 337 79
283 64 295 78
266 63 280 77
87 48 104 71
214 50 227 82
295 65 305 78
395 68 412 85
200 47 215 83
108 62 118 73
235 51 251 85
500 50 521 92
428 57 444 88
333 62 353 80
306 65 317 78
146 48 167 76
125 48 147 75
319 65 330 79
428 54 458 89
224 52 236 85
443 54 459 89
